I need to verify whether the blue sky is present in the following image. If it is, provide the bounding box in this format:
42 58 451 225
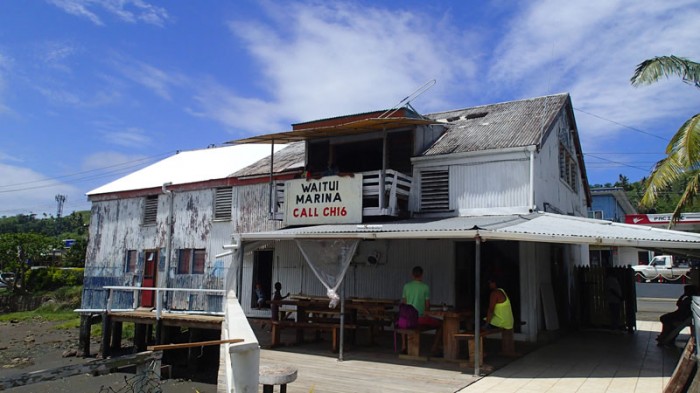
0 0 698 217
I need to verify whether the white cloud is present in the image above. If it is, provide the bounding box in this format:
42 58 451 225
47 0 103 25
487 0 700 155
47 0 169 27
116 60 184 100
100 127 152 148
192 2 479 134
0 163 79 217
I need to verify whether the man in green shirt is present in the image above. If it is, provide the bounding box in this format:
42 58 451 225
402 266 442 353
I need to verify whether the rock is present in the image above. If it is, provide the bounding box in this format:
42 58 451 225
24 336 35 343
62 349 78 358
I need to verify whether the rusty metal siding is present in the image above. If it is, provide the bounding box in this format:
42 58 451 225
83 189 229 312
233 184 285 234
450 160 530 211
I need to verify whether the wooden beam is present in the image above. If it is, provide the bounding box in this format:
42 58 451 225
147 338 244 351
664 337 696 393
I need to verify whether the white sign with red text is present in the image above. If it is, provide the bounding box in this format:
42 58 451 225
285 175 363 225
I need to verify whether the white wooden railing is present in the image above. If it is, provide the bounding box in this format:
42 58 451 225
101 286 225 318
271 169 413 220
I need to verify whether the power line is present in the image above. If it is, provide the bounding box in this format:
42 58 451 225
584 154 655 173
0 151 175 192
574 107 670 142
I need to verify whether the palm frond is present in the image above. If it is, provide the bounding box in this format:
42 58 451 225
640 155 687 207
630 56 700 88
667 114 700 164
670 172 700 227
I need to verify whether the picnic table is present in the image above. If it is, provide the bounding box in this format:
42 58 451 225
269 295 397 352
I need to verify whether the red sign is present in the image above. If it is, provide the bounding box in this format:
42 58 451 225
626 213 700 225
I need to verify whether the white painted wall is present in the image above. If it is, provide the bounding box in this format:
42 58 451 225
533 112 588 217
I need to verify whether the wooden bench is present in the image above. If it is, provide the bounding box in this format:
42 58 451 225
270 320 357 352
454 322 525 367
453 329 501 367
395 326 436 360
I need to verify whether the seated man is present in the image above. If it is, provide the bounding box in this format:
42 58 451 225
484 277 516 355
402 266 442 354
657 284 697 345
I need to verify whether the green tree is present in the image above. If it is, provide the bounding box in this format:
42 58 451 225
631 56 700 226
0 233 60 292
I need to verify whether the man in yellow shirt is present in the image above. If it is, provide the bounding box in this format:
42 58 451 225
484 277 517 356
485 278 514 330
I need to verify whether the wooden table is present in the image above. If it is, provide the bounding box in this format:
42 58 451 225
269 296 397 351
424 309 473 360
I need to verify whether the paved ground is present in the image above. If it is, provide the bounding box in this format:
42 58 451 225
458 320 687 393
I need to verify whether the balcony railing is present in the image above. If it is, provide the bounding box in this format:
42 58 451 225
76 286 225 316
271 169 412 220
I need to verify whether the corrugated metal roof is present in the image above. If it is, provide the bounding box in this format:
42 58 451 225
232 142 305 178
87 144 287 196
422 93 569 155
239 212 700 249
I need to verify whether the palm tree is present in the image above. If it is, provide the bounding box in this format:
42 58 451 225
631 56 700 226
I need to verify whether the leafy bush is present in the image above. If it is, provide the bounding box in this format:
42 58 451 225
24 267 84 292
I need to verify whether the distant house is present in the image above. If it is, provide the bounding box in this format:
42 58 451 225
588 187 646 266
78 93 700 390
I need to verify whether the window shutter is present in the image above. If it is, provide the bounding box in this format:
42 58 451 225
420 169 450 212
214 187 233 220
143 195 158 225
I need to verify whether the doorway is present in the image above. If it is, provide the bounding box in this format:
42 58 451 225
251 250 273 309
454 240 521 330
141 250 158 308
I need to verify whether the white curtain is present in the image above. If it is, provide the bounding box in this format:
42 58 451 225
295 239 360 308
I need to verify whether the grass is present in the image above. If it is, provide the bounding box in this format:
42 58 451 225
1 286 141 341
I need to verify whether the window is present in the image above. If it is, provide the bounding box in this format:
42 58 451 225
588 210 604 220
420 168 450 212
214 187 233 220
557 120 579 193
178 249 206 274
125 250 138 273
143 195 158 225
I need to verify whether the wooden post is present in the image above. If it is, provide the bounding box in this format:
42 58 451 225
78 314 92 357
111 321 123 351
134 323 147 353
101 312 112 358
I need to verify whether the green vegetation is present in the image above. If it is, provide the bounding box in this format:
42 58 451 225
630 56 700 223
0 285 82 323
0 211 90 293
591 174 700 214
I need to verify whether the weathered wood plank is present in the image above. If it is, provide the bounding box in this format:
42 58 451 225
147 338 244 351
0 351 162 390
664 337 696 393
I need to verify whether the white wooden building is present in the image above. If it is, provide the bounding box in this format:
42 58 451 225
78 93 700 391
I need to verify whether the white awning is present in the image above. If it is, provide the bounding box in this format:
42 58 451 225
239 212 700 250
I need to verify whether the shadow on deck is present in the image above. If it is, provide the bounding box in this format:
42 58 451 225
247 317 539 393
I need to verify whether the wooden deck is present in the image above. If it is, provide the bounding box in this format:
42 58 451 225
259 348 479 393
248 318 518 393
108 310 223 330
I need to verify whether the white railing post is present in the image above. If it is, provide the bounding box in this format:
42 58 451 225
106 288 113 313
156 288 162 320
